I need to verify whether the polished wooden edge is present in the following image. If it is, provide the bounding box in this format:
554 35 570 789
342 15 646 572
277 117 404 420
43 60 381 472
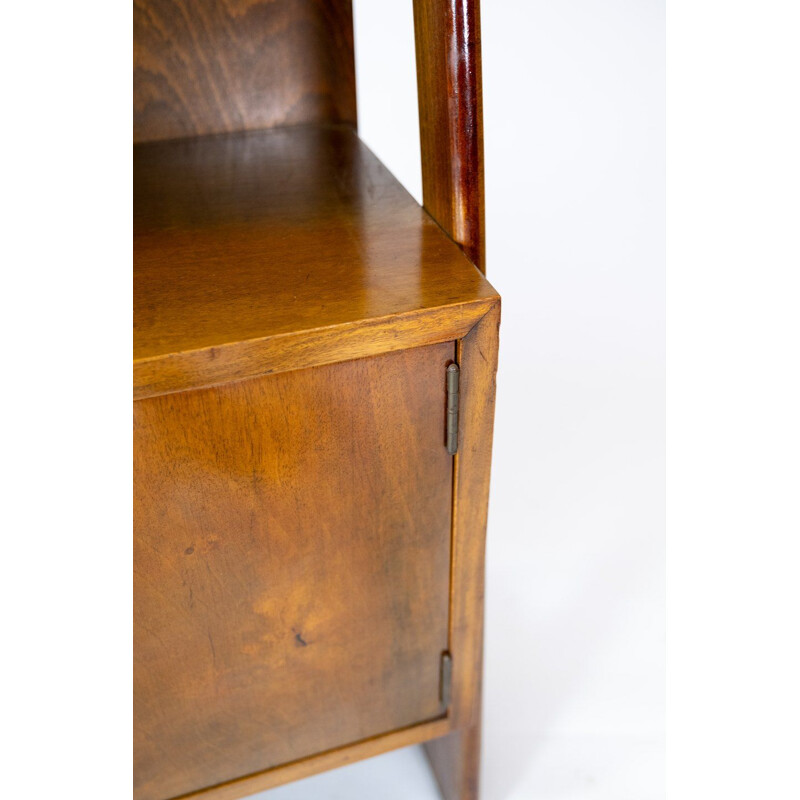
421 300 499 800
133 296 498 401
447 299 500 729
170 717 453 800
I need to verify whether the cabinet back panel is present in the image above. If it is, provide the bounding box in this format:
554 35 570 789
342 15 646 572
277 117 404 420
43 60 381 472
133 0 357 142
133 343 454 800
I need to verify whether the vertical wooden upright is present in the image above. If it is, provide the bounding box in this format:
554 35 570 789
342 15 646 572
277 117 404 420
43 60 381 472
414 0 485 272
414 2 495 798
424 304 498 800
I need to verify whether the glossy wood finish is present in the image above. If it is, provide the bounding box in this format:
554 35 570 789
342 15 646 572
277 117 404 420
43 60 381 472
134 343 455 800
134 124 497 399
134 0 356 143
424 301 500 800
414 0 485 271
134 1 498 797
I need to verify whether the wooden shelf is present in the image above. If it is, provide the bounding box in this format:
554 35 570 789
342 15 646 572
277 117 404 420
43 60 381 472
134 124 498 399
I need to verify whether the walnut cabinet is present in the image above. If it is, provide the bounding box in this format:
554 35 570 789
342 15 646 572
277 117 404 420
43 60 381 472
133 2 499 799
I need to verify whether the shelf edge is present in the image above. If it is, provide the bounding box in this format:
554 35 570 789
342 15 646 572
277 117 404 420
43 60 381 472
133 297 499 401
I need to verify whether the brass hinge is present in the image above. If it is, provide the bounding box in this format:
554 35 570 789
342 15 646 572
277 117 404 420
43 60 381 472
440 651 453 709
446 363 460 455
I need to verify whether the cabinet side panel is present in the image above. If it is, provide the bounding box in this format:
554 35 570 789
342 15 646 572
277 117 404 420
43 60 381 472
134 343 453 800
134 0 357 142
448 301 499 727
425 301 499 800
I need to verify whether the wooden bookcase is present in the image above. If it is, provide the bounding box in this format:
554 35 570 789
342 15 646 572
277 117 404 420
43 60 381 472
133 2 499 799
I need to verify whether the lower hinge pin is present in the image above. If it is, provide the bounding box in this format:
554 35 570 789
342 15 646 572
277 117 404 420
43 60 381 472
440 651 453 709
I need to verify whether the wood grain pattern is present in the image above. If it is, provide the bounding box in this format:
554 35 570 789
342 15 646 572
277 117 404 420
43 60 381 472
424 300 500 800
174 718 452 800
134 0 356 143
133 3 499 796
133 301 495 402
134 124 498 399
414 0 485 271
134 343 455 800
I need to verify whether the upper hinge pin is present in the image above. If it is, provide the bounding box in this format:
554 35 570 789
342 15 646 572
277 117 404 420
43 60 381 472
446 363 460 455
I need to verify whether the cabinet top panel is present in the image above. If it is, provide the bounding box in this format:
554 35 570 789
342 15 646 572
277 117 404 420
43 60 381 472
134 124 499 399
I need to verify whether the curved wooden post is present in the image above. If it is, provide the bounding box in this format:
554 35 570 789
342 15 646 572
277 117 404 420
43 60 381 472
415 5 490 796
414 0 486 273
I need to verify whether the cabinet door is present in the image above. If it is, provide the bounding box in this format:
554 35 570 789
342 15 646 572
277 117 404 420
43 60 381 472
134 343 454 800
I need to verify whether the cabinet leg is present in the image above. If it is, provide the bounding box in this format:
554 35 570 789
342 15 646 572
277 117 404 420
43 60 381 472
423 720 481 800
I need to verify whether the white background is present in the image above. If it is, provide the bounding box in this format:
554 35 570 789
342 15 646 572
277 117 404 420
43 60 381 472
3 2 800 799
269 1 665 797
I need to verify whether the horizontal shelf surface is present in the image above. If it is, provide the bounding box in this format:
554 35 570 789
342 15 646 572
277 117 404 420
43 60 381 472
134 124 497 397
